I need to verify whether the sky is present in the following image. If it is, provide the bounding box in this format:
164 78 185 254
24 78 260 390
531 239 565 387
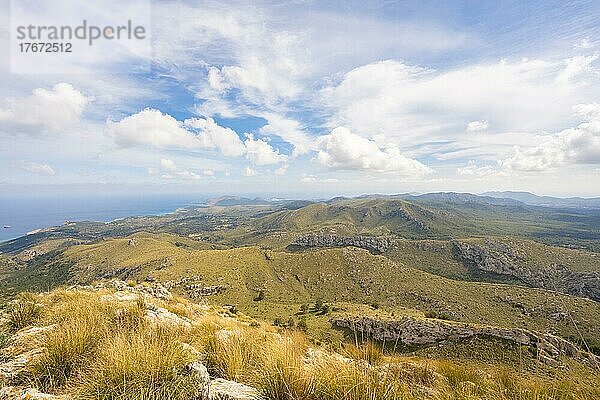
1 0 600 198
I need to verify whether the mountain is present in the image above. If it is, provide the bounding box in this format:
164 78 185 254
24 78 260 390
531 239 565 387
2 194 600 398
484 191 600 209
206 195 272 206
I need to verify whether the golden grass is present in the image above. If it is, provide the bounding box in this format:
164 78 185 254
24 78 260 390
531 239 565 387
3 288 599 400
76 326 202 400
7 292 41 331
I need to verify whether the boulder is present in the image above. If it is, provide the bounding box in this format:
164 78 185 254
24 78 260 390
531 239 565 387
146 307 191 328
0 348 43 381
208 378 262 400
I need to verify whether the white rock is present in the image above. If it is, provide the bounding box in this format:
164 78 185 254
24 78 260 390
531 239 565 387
20 388 67 399
208 378 262 400
146 308 191 328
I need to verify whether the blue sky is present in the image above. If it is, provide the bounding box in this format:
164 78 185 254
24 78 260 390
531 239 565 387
1 0 599 198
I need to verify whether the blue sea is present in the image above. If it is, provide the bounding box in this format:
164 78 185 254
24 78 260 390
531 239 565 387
0 194 205 243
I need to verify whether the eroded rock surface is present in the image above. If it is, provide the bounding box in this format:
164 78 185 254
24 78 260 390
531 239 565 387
453 241 600 302
208 378 263 400
292 233 395 253
331 315 599 368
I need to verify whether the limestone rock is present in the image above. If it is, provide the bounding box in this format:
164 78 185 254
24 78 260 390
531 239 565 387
208 378 262 400
331 315 600 368
292 233 395 253
74 280 174 300
0 348 43 381
0 385 20 399
146 307 191 327
453 241 600 302
20 388 67 400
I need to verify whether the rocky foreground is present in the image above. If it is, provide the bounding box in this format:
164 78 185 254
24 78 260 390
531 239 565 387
0 281 263 400
1 281 599 400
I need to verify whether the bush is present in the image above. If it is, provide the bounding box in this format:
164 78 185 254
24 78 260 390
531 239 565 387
299 303 309 314
297 317 308 332
254 290 265 301
7 293 41 331
314 299 324 311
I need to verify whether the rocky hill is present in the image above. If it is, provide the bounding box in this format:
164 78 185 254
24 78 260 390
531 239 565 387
1 282 599 400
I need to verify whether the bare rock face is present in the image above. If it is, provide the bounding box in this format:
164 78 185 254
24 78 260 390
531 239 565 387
185 283 227 298
331 316 600 368
0 349 43 381
145 306 192 328
208 378 263 400
452 241 600 302
0 387 68 400
19 388 67 400
70 280 173 300
292 233 395 253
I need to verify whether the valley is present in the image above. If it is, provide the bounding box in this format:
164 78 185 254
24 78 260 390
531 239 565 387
1 194 599 399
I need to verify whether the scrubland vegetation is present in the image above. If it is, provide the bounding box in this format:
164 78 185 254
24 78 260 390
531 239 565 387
1 286 599 400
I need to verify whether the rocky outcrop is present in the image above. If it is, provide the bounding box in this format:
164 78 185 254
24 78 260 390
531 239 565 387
0 349 43 381
185 284 227 298
146 306 192 327
69 280 173 300
453 241 600 302
208 378 262 400
331 316 599 368
292 233 395 253
0 387 69 400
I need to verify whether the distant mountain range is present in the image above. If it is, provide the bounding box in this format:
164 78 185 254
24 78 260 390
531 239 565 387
205 195 272 206
206 191 600 210
483 191 600 209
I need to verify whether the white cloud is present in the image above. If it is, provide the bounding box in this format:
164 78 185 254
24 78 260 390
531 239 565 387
184 117 246 157
243 166 257 176
160 158 177 171
466 120 489 132
244 134 287 165
158 157 201 180
203 169 215 176
501 103 600 171
300 174 316 183
556 55 598 85
258 114 315 156
274 165 288 175
108 111 286 165
575 38 594 49
20 161 56 176
176 170 201 180
0 83 87 134
300 173 339 183
321 57 599 148
316 127 431 175
107 109 197 148
457 160 505 178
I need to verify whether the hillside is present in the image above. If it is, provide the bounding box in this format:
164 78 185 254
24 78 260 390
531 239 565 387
1 282 599 400
3 233 599 354
3 196 600 257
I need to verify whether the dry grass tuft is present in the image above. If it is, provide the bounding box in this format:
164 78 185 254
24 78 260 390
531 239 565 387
76 326 202 400
7 292 42 331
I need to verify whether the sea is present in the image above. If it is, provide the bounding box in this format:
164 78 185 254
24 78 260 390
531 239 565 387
0 194 205 243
